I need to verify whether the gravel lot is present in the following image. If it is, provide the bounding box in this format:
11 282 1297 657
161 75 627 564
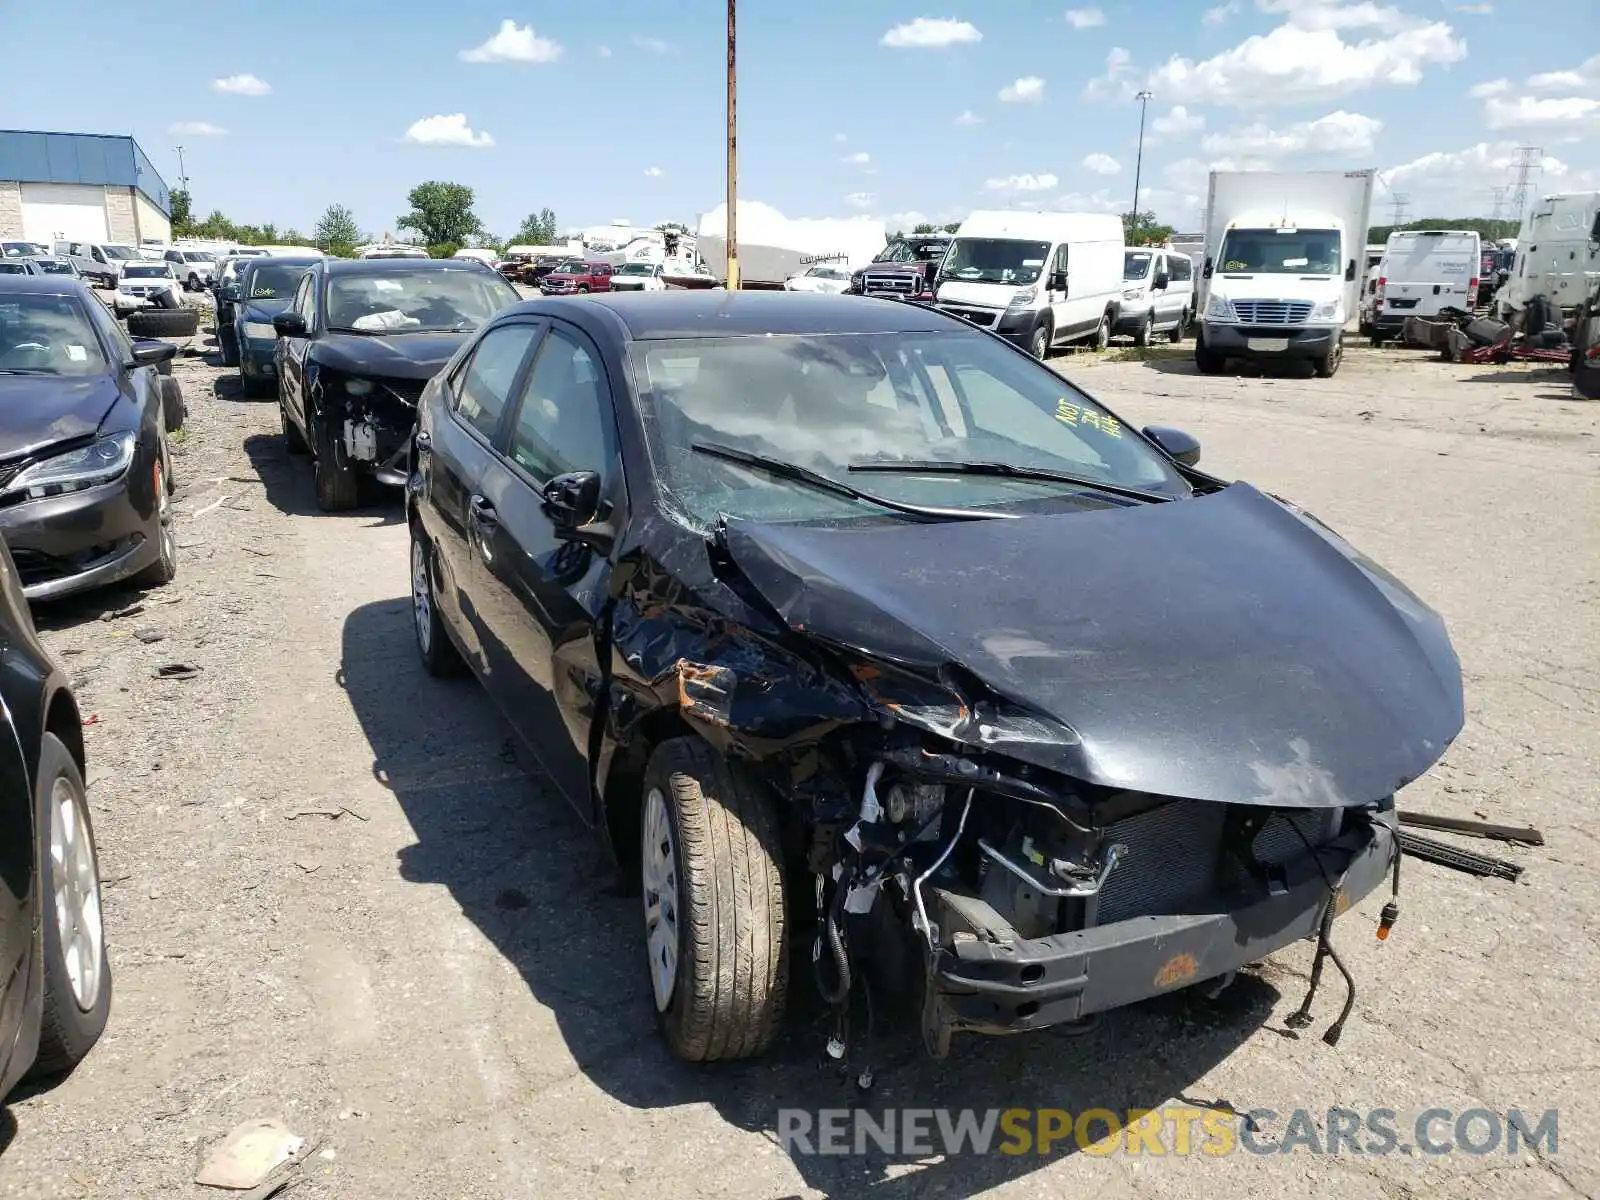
0 305 1595 1200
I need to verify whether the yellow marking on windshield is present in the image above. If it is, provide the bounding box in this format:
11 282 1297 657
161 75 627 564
1055 400 1121 437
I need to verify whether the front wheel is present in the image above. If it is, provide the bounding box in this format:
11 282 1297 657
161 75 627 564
26 733 112 1079
1028 320 1052 360
312 419 360 512
1194 336 1225 374
641 738 788 1062
1134 311 1153 347
132 456 178 587
1314 335 1343 378
577 284 590 294
1093 313 1110 351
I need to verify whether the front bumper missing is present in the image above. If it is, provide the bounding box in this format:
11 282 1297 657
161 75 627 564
922 814 1395 1055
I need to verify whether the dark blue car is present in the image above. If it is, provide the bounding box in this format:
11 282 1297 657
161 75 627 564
228 257 319 397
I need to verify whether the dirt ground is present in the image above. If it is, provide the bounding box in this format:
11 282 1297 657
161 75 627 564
0 308 1596 1200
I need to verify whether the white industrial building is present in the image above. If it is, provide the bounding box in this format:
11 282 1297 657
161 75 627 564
0 129 173 247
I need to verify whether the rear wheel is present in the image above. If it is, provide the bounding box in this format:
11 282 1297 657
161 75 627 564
26 734 111 1080
280 400 308 454
411 525 466 677
1168 310 1186 343
642 738 788 1062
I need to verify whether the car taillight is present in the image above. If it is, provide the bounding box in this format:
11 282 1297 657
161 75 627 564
1468 277 1478 293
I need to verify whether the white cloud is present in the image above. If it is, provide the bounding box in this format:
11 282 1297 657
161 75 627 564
843 151 871 165
846 192 876 209
1082 152 1122 175
1383 141 1568 195
985 173 1059 192
999 75 1046 103
403 114 494 148
1483 94 1600 134
834 132 848 143
643 166 663 177
1469 78 1510 98
633 36 673 53
1083 46 1136 100
1051 189 1126 214
954 111 983 127
459 19 563 63
1146 21 1466 106
597 45 613 58
1526 53 1600 92
1204 1 1242 23
884 211 930 229
1203 109 1384 156
1064 8 1106 28
880 18 982 49
169 121 226 137
1447 2 1492 12
1256 0 1417 34
1150 104 1205 140
212 73 271 95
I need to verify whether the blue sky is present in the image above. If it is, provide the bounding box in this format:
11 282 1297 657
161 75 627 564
2 0 1595 238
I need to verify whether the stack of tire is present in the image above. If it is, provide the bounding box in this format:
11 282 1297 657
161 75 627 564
127 306 200 340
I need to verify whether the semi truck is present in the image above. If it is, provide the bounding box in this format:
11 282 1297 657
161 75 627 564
1195 169 1376 378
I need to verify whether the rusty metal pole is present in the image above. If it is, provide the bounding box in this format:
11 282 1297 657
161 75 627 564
725 0 740 291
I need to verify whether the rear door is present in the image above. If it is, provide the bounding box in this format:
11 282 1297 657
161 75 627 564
277 270 315 428
471 320 622 817
429 320 546 678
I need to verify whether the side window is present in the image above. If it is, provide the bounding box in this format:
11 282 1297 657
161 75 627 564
454 323 539 442
165 251 183 265
1051 244 1069 279
302 272 320 330
290 273 312 319
505 325 614 481
86 294 134 363
92 248 107 264
1170 256 1192 282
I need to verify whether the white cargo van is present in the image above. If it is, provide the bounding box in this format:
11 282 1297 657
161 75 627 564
1368 229 1480 344
1494 192 1600 319
1196 169 1375 378
934 211 1124 359
1114 247 1194 344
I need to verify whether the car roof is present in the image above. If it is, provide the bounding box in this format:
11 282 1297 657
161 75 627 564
512 291 967 340
323 258 474 275
244 256 322 270
0 274 94 298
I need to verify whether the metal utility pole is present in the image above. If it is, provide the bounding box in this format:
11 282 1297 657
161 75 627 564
1388 193 1410 227
1489 185 1508 222
1507 146 1542 225
724 0 739 291
174 145 188 192
1131 90 1153 228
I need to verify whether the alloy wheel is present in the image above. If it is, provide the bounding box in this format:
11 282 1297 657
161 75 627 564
642 785 681 1013
411 537 433 655
50 776 104 1012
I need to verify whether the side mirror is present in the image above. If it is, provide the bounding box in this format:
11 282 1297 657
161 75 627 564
1202 257 1214 279
1143 424 1201 467
128 338 177 367
1154 272 1170 290
1048 271 1068 292
272 312 307 337
1345 259 1356 282
541 470 603 535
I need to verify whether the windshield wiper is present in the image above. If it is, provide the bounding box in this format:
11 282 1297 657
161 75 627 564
848 459 1175 504
690 442 1016 522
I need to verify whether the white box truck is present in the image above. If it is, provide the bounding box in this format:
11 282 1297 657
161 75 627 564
1195 169 1375 378
934 211 1125 359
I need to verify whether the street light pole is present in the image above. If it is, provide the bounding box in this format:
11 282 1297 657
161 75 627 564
725 0 739 291
1131 90 1152 233
175 144 188 192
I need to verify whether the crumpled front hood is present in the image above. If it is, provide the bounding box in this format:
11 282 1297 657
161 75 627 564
0 373 121 461
312 332 469 381
722 483 1464 807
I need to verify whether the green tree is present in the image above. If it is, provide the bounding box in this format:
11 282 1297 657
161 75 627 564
399 182 483 247
911 223 938 235
941 222 960 234
1123 210 1175 245
169 189 193 233
314 204 361 255
513 207 559 245
655 221 688 234
1367 217 1519 244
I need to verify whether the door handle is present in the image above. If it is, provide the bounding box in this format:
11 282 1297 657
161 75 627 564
469 495 497 524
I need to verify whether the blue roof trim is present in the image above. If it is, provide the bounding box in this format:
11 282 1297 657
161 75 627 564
0 131 172 216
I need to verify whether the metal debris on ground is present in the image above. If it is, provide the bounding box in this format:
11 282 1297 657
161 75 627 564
100 602 145 622
1396 830 1524 881
1397 810 1544 845
153 663 203 680
195 1118 304 1189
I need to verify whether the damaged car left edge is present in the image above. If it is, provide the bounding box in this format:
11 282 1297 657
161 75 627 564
406 291 1465 1065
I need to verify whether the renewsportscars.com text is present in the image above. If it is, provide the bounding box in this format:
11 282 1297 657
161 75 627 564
777 1106 1559 1158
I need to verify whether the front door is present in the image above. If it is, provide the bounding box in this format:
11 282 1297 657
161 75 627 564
1046 243 1072 342
428 320 545 677
472 321 622 819
278 271 316 425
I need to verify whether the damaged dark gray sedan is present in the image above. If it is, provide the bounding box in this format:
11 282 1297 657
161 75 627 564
405 292 1462 1064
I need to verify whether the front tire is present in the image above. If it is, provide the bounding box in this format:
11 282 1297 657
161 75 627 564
411 527 465 678
312 418 360 512
158 376 185 432
641 738 788 1062
1093 312 1110 351
1314 334 1343 378
27 733 111 1080
1028 319 1052 360
132 456 178 587
1194 334 1225 374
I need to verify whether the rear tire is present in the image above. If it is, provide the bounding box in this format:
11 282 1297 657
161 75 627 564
411 525 466 677
1168 311 1186 343
218 324 239 367
280 402 308 454
642 737 788 1062
26 734 111 1080
312 419 360 512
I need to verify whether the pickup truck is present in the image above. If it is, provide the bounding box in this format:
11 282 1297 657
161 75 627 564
539 260 615 295
847 235 951 298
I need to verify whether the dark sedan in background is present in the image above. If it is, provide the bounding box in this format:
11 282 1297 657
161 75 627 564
0 537 111 1096
274 258 519 511
0 276 179 600
406 292 1459 1064
224 257 318 397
